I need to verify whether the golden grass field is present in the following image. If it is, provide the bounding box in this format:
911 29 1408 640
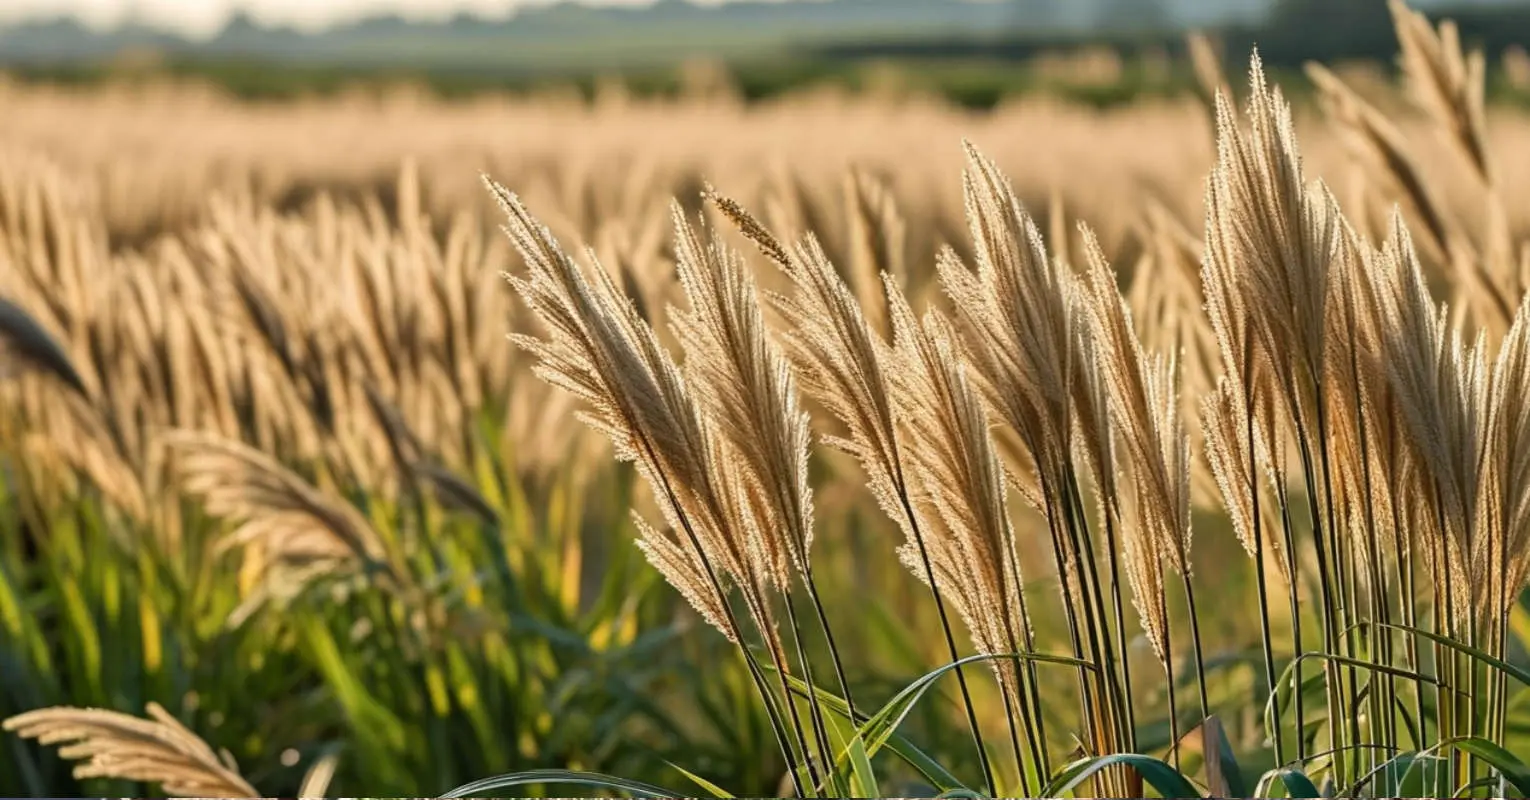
6 3 1530 797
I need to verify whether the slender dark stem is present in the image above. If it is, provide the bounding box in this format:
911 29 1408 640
784 592 838 793
1494 604 1510 746
1344 332 1393 767
1430 488 1458 789
1467 615 1480 785
804 570 857 721
1034 467 1101 764
1181 575 1210 720
1312 397 1361 778
994 547 1046 796
1241 339 1283 765
1101 510 1138 752
1247 403 1283 763
1006 563 1052 784
755 596 824 792
890 473 998 796
1277 477 1306 761
644 447 805 796
1000 682 1034 797
1253 503 1283 763
1161 590 1182 774
1292 406 1345 785
1061 469 1127 764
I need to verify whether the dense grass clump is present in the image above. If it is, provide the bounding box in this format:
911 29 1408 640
7 2 1530 797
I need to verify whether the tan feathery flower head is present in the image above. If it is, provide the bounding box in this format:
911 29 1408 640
489 177 775 641
670 203 812 584
1204 53 1341 425
940 142 1075 474
4 703 259 798
884 280 1032 691
1079 228 1192 578
705 188 912 547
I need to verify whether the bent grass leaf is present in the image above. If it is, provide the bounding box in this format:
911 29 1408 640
666 762 735 798
1254 766 1322 798
854 651 1094 761
441 769 685 798
1376 622 1530 687
1412 736 1530 796
1042 753 1202 799
768 664 967 792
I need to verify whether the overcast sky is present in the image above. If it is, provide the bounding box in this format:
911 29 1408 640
0 0 735 38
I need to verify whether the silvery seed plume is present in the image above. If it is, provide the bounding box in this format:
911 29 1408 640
1366 214 1483 630
164 431 401 592
363 381 497 525
1201 378 1290 585
1305 61 1458 266
1132 205 1224 509
938 143 1079 493
704 188 911 544
297 752 340 800
1080 228 1192 582
1205 54 1341 425
1475 300 1530 621
1187 31 1229 116
670 203 809 584
1325 220 1415 586
1389 0 1520 329
1069 285 1120 518
884 280 1034 692
32 387 148 522
1305 60 1515 332
3 703 259 798
488 176 773 642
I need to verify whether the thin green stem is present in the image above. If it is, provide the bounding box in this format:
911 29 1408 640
1389 482 1427 750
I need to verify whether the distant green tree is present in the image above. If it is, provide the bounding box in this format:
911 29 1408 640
1094 0 1172 33
1261 0 1397 62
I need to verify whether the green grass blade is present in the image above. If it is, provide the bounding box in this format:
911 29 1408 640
1345 750 1417 797
1041 753 1201 799
1264 650 1445 747
1376 622 1530 686
1200 715 1247 798
854 651 1093 762
845 733 880 799
1254 766 1322 798
1417 736 1530 795
666 763 735 798
768 664 967 792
